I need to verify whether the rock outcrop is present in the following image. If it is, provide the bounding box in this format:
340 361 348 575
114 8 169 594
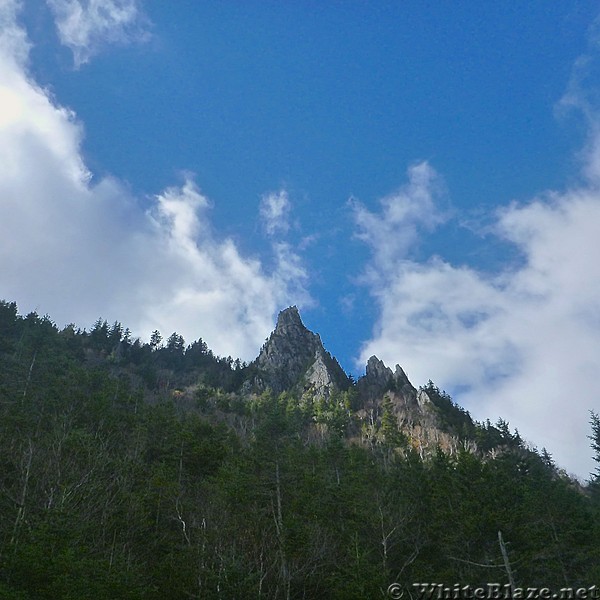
353 355 459 454
252 306 350 396
356 355 435 420
244 306 464 458
357 355 412 400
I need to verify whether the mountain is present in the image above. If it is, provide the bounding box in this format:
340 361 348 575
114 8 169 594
249 306 351 396
246 307 473 457
0 298 598 598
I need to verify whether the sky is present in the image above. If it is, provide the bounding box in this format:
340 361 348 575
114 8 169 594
1 0 600 480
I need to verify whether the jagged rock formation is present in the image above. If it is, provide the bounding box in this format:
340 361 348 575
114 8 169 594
355 355 464 456
357 356 433 422
245 306 468 458
251 306 350 396
357 355 412 400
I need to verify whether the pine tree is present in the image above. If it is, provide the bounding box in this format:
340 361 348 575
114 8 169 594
150 329 163 350
589 410 600 483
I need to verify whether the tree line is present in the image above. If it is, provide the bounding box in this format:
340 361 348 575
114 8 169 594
0 300 598 598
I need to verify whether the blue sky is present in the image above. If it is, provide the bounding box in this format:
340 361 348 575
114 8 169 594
2 0 600 479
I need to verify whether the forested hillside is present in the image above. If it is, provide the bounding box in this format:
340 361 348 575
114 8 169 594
0 300 598 599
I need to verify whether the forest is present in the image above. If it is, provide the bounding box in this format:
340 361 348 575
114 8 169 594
0 299 598 599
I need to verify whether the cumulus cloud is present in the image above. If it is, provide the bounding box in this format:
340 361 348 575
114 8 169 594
353 29 600 480
46 0 150 67
356 160 600 480
0 2 306 360
260 190 291 236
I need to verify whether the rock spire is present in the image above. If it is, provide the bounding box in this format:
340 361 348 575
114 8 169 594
253 306 350 396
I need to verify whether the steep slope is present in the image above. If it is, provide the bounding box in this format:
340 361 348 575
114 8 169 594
355 355 457 453
1 299 597 597
249 308 470 456
251 306 350 396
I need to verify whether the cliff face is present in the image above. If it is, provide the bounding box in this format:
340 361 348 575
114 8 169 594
357 355 412 400
356 355 435 422
248 306 464 457
252 306 350 396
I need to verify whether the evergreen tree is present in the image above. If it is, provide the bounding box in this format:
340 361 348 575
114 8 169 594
589 410 600 484
149 329 162 350
166 332 185 353
0 297 599 595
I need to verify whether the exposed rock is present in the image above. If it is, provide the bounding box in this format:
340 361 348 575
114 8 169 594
357 355 414 400
246 307 467 459
252 306 349 396
416 388 433 410
393 365 411 390
354 355 448 450
304 348 337 398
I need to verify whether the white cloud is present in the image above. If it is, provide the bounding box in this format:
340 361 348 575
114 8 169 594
46 0 150 67
257 190 311 309
351 161 447 272
271 241 311 307
260 190 291 236
0 4 306 361
0 1 30 68
356 163 600 480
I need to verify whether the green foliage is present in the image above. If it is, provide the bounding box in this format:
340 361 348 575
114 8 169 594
314 389 352 436
421 380 477 440
589 410 600 482
381 396 408 449
0 299 598 597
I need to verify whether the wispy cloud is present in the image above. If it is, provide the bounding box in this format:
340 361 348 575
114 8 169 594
46 0 150 67
351 161 447 272
0 1 31 67
258 189 311 307
0 4 306 360
260 189 291 237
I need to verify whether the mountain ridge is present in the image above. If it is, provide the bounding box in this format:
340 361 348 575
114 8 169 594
0 299 585 476
0 298 598 596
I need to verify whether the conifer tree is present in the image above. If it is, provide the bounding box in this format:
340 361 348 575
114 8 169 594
150 329 163 350
589 410 600 484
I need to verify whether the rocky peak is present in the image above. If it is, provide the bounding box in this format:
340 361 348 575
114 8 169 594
253 307 350 395
273 305 305 335
393 364 411 389
256 307 321 377
366 356 393 387
355 356 445 453
358 355 414 400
